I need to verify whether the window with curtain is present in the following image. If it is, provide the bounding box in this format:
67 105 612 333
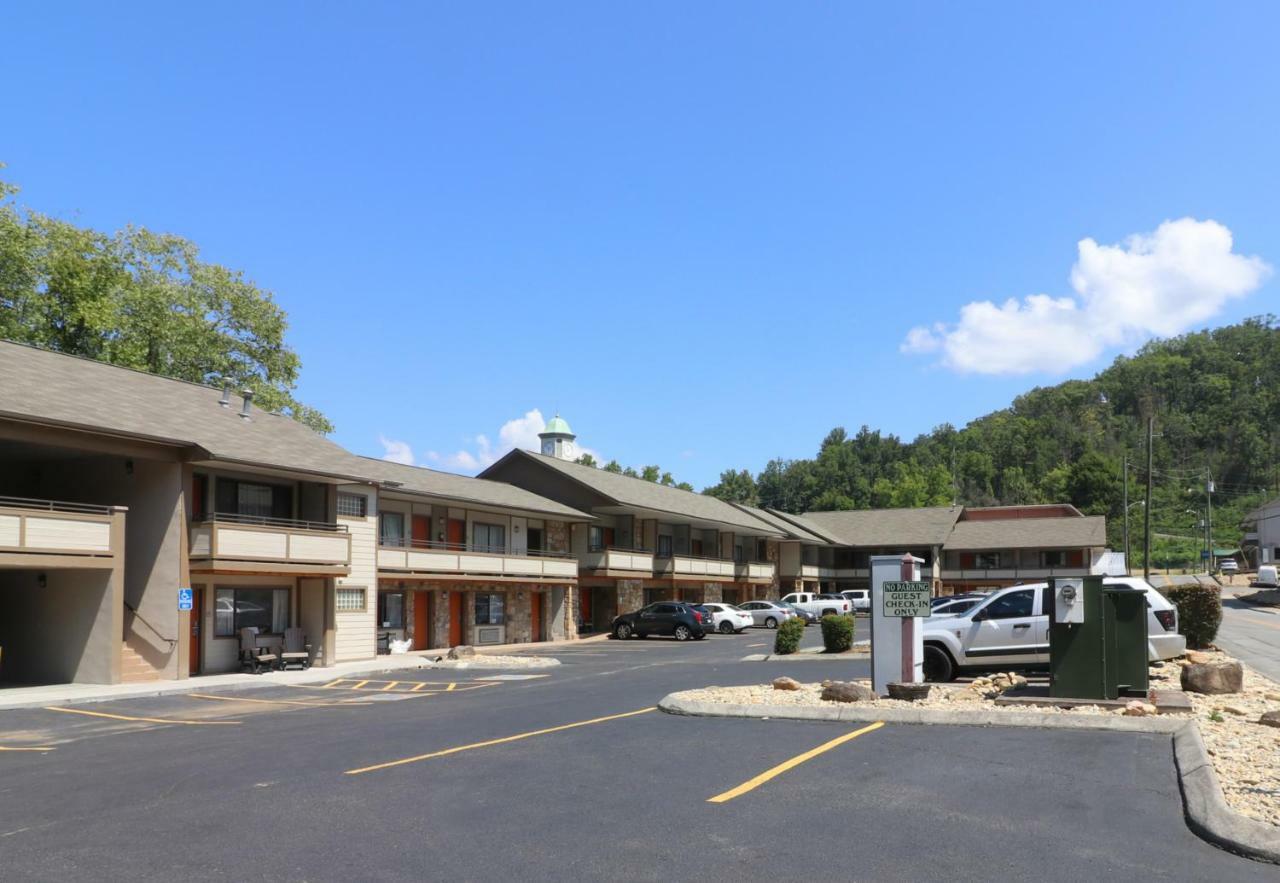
380 511 405 547
473 522 506 554
379 591 405 629
474 592 505 625
657 535 673 558
214 587 290 636
237 483 274 518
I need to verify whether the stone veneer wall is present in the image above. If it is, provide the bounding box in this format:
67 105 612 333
545 520 569 553
617 579 644 615
420 584 578 647
702 583 723 603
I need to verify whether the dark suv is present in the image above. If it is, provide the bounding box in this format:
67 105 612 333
612 602 707 641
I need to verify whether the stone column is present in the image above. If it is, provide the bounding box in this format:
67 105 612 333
702 583 723 603
617 579 644 615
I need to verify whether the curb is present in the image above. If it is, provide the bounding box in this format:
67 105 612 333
659 693 1280 864
753 652 873 662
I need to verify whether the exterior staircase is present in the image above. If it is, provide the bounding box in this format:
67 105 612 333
121 642 162 683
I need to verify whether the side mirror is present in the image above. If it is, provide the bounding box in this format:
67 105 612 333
970 608 987 622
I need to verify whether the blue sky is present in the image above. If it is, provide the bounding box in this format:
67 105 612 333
4 2 1277 487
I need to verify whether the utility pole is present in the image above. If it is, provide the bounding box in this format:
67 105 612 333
1206 466 1213 572
1143 416 1154 581
1122 457 1130 575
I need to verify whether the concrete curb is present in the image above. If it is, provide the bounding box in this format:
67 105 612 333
751 652 873 662
659 693 1280 864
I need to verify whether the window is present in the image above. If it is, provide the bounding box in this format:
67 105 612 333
473 522 506 554
527 528 544 553
980 589 1034 620
237 483 274 518
380 511 405 547
379 591 405 629
588 525 605 552
214 587 290 636
336 587 367 612
756 539 768 561
733 544 744 563
337 492 367 518
657 535 673 557
975 552 1001 569
474 592 505 625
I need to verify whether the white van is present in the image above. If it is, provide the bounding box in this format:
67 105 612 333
1257 565 1279 588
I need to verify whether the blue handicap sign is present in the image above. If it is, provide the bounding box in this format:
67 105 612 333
178 587 194 611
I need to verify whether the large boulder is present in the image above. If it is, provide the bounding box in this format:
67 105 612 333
772 676 802 691
1180 660 1244 695
447 645 476 660
1259 710 1280 729
1185 650 1214 664
820 681 876 703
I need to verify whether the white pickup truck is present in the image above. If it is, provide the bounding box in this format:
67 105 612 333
779 592 852 619
921 577 1186 682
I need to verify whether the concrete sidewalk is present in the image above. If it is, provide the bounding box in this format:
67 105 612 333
0 633 609 712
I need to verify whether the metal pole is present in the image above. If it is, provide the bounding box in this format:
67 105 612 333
1206 467 1213 573
1122 457 1130 575
1143 416 1154 581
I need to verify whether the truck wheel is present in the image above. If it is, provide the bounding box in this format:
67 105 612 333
923 645 955 682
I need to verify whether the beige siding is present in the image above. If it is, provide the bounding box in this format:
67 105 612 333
335 485 377 662
0 514 19 547
289 532 348 563
23 516 112 552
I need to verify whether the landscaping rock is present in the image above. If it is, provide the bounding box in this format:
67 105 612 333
820 681 876 703
1186 649 1214 664
772 676 802 692
1181 660 1244 694
886 682 931 702
447 645 476 660
1260 710 1280 729
1123 700 1158 717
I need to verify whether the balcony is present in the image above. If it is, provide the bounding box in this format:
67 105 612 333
0 496 124 568
734 560 776 583
940 566 1089 582
654 554 736 582
378 539 578 582
189 513 351 576
581 547 655 577
799 564 837 580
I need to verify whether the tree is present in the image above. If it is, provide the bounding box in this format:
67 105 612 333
641 465 661 482
622 466 639 478
602 459 623 473
676 481 694 491
703 469 759 506
659 471 674 486
574 453 598 467
0 169 331 432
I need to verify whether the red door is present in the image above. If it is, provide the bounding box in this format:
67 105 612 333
448 592 463 646
413 591 431 650
412 515 430 548
447 519 466 550
580 588 592 630
531 592 543 642
602 527 615 548
188 587 203 674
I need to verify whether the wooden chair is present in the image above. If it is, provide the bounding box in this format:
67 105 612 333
281 627 311 670
238 627 279 674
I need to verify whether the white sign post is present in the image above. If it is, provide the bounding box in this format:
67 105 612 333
870 554 926 695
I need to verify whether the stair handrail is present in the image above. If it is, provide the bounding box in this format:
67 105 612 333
123 600 178 649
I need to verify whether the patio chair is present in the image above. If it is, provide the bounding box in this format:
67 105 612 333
281 627 311 670
238 627 279 674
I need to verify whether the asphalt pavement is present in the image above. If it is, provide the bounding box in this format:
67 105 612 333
0 625 1271 881
1217 596 1280 682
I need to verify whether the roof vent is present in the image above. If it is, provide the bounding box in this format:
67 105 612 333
239 389 254 419
219 384 231 408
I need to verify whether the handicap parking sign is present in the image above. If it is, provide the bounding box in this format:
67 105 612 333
178 587 193 611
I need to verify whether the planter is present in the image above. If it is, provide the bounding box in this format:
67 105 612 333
886 681 931 702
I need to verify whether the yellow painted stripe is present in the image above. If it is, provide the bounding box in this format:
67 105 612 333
345 707 656 775
320 678 345 688
44 706 241 726
445 682 457 692
0 745 56 752
380 681 400 692
188 693 371 708
351 680 370 690
411 682 428 692
707 721 884 803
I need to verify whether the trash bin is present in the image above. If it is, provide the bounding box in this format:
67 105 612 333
1049 576 1148 700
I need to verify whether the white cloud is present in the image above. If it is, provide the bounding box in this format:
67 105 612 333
902 218 1271 375
414 409 603 474
378 436 415 465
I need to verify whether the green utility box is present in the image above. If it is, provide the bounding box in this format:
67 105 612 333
1048 576 1149 700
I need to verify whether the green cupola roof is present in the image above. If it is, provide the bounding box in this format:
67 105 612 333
541 414 574 437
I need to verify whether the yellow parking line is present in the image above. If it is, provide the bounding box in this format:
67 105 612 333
0 745 56 752
380 681 401 692
411 682 429 692
351 680 370 690
707 721 884 803
445 682 457 692
188 693 371 708
44 706 242 726
345 707 656 775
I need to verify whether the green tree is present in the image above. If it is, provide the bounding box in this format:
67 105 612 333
574 453 598 467
602 459 623 473
0 169 331 432
641 465 661 482
703 469 759 506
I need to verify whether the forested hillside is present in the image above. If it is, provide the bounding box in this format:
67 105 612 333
705 317 1280 568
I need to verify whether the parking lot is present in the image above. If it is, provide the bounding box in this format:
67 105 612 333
0 629 1271 881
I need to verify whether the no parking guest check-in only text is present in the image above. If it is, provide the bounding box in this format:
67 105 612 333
881 581 931 617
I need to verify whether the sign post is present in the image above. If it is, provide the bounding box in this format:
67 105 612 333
870 554 926 695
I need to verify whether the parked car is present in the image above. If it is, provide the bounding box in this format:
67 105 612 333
612 602 706 641
738 600 797 629
840 589 870 612
685 604 716 633
928 595 985 618
783 601 819 625
921 577 1186 682
779 592 851 619
1253 564 1278 588
1217 558 1239 575
700 602 754 634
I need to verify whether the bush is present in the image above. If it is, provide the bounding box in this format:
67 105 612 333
1165 584 1222 650
774 618 805 655
820 614 855 653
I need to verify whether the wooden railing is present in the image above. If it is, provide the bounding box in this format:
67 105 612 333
190 517 351 566
378 540 578 579
0 496 123 558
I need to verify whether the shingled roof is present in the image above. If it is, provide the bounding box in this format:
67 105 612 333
0 341 374 481
800 506 963 547
355 456 591 521
730 504 840 545
945 515 1106 551
483 450 783 535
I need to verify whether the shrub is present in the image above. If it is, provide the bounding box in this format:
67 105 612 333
1165 584 1222 650
774 617 805 655
820 614 855 653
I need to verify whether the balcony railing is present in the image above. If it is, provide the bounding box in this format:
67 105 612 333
0 496 123 560
377 537 578 580
941 565 1090 581
653 554 736 580
190 514 351 567
581 546 656 574
735 560 776 582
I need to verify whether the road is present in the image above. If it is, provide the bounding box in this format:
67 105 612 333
1218 595 1280 682
0 626 1271 881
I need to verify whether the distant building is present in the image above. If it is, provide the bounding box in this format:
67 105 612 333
1242 499 1280 569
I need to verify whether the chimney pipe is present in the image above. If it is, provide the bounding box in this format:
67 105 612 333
239 389 254 419
219 384 231 408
